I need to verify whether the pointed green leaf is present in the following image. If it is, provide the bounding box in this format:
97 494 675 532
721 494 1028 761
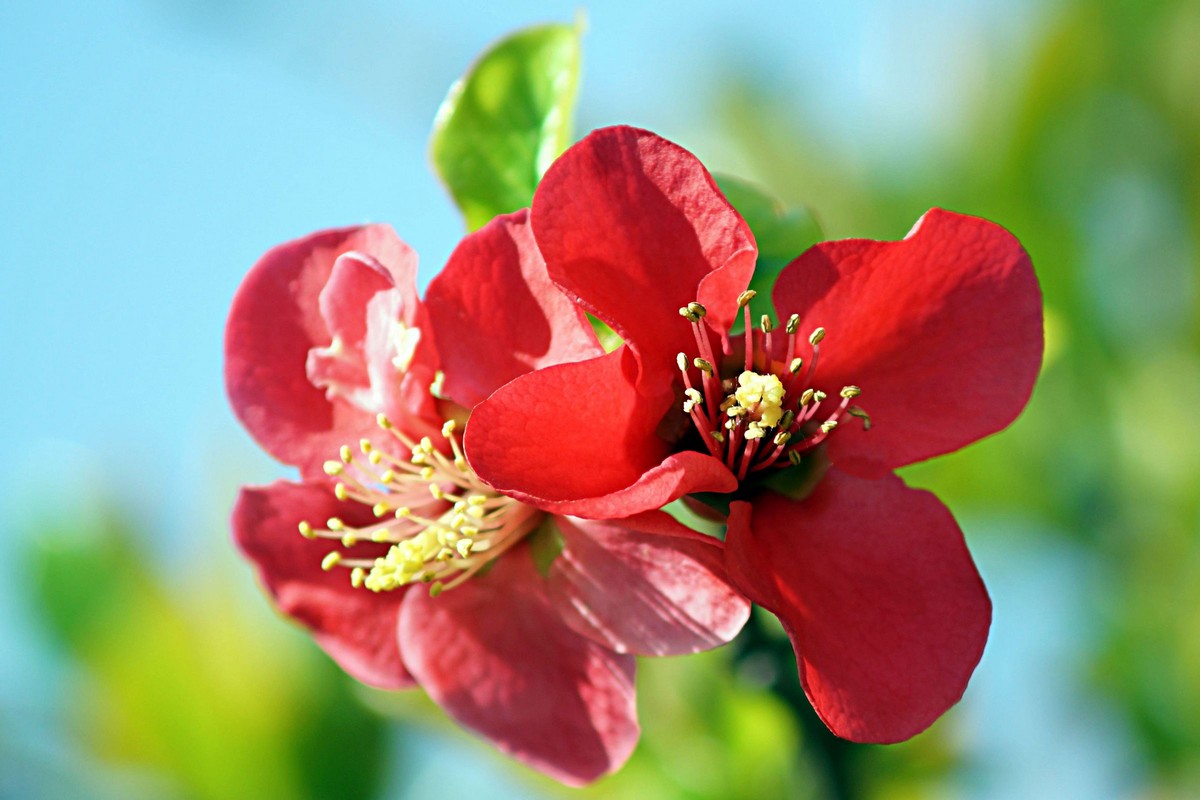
431 22 582 230
715 174 824 328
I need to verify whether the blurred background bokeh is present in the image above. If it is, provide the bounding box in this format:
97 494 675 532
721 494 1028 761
3 0 1198 797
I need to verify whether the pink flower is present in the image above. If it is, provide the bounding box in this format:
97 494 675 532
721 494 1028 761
225 211 750 784
467 126 1044 742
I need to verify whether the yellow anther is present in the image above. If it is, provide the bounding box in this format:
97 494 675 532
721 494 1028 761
737 290 757 307
380 469 395 483
429 581 444 598
788 450 803 466
710 430 726 443
456 539 473 558
726 405 748 417
785 314 800 334
848 407 872 430
450 512 467 529
800 389 815 406
298 520 316 539
683 387 703 413
430 484 445 500
821 419 838 434
339 445 353 463
813 390 827 402
809 327 826 345
359 438 373 454
745 423 766 440
373 502 390 517
840 385 862 398
419 437 434 453
395 507 412 518
351 567 365 588
687 301 707 317
760 315 775 332
321 551 342 571
466 505 485 519
368 451 382 465
372 529 391 542
693 358 714 374
326 517 345 531
789 358 803 373
468 494 488 506
677 353 688 371
679 306 700 322
420 466 436 481
341 533 357 547
454 457 468 472
323 460 343 476
430 370 446 398
460 525 480 537
334 483 349 501
774 431 792 446
376 413 393 429
779 410 795 430
442 420 457 437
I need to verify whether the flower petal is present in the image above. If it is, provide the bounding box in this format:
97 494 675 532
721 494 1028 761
548 512 750 655
531 125 757 389
225 225 421 474
232 480 413 690
466 347 736 514
425 209 602 408
725 470 991 743
772 208 1042 477
399 545 638 786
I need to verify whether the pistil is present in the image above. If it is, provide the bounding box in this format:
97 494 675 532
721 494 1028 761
675 293 870 480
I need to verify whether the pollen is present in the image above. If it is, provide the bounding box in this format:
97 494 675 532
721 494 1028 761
674 297 871 481
295 412 542 596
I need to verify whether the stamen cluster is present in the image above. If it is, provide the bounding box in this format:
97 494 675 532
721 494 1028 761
299 414 541 596
676 292 869 481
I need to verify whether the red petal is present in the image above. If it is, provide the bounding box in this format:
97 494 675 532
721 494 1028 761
225 225 421 474
425 209 602 408
232 480 413 690
531 126 756 390
399 545 638 786
772 208 1042 477
725 470 991 743
548 512 749 655
467 347 736 514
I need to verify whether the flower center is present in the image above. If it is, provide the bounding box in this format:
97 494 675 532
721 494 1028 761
676 292 870 481
299 413 542 597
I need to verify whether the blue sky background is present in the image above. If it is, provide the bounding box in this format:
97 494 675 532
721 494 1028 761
5 2 1144 797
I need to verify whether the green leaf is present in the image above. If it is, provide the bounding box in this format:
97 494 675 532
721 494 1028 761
715 174 824 329
431 22 582 231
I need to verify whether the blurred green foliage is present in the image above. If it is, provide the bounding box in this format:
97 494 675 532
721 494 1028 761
23 513 389 800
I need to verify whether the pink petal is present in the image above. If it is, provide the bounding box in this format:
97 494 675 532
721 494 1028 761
225 225 421 475
548 512 750 655
425 209 603 408
467 346 737 514
772 208 1042 477
399 545 638 786
232 480 413 690
531 125 756 391
725 470 991 743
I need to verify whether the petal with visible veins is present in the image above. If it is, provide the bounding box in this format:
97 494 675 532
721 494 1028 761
548 512 749 655
400 544 638 786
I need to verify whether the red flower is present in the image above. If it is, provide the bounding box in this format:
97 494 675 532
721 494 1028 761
467 126 1043 743
224 211 750 784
